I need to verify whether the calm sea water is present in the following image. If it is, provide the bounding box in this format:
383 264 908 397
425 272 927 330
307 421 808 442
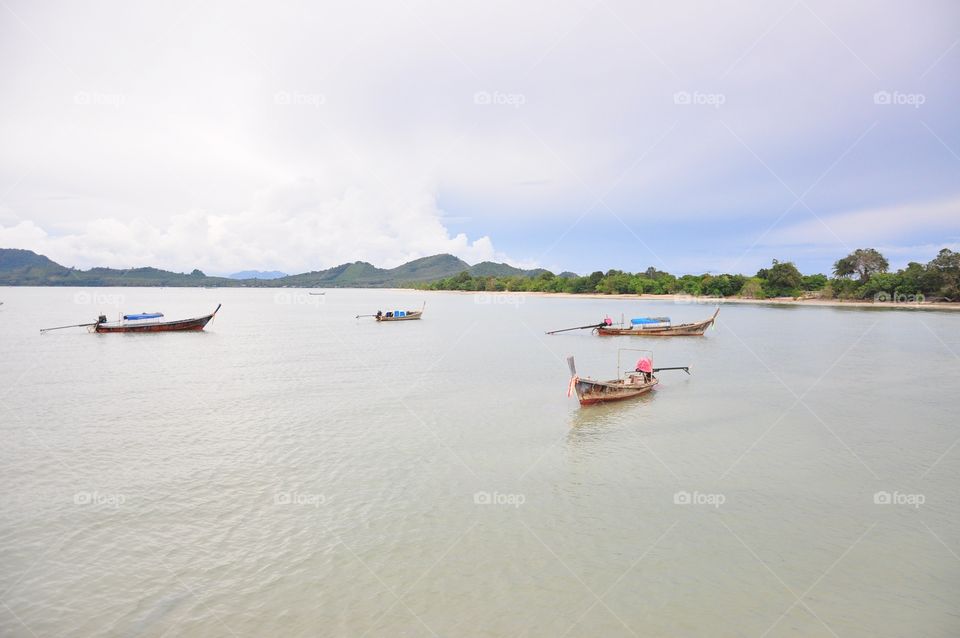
1 287 958 637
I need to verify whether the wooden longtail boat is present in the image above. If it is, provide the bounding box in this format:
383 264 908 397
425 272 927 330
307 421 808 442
595 307 719 337
377 309 422 321
40 305 221 334
357 302 425 322
94 304 221 333
566 349 689 407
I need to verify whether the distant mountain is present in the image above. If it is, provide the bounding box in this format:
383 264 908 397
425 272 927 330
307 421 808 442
0 248 66 272
0 248 73 285
0 248 548 288
229 270 288 280
0 249 235 287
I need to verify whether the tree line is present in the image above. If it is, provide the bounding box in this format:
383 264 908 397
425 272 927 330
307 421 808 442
415 248 960 301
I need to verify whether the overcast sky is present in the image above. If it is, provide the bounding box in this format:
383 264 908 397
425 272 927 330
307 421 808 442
1 0 958 276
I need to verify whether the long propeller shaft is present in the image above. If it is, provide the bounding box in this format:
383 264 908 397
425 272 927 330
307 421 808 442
546 322 604 335
40 322 97 333
653 366 690 374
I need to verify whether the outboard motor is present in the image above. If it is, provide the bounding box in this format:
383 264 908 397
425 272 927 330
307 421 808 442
98 314 107 324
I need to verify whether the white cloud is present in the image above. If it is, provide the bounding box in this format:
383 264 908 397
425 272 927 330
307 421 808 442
0 178 510 272
765 196 960 248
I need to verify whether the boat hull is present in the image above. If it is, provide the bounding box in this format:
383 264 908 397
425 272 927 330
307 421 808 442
574 376 657 406
376 312 423 322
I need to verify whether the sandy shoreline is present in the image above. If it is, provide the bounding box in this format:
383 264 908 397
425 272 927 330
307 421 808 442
409 289 960 311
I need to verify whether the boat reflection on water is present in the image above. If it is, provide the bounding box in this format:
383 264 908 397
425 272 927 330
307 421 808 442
567 389 657 432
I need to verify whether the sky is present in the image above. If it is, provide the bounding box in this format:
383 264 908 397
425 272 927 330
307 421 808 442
1 0 958 277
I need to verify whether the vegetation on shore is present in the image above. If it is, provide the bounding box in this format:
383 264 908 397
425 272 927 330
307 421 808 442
416 248 960 302
3 246 958 302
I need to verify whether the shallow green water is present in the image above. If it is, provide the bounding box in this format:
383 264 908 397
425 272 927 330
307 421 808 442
1 287 958 637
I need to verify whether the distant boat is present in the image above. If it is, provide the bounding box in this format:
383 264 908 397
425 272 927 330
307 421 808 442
356 302 425 322
308 292 325 296
566 349 689 406
595 308 719 336
41 305 221 334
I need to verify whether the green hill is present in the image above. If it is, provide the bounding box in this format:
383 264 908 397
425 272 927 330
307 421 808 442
0 248 71 285
392 254 471 282
0 248 65 271
0 249 235 287
273 254 473 287
468 261 549 278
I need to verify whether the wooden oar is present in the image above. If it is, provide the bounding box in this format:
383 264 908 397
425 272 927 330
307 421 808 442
653 366 690 374
546 322 605 335
40 321 97 333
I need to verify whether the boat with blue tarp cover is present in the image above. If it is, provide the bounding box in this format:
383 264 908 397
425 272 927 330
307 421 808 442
40 305 221 333
597 308 719 336
548 308 718 337
356 302 426 322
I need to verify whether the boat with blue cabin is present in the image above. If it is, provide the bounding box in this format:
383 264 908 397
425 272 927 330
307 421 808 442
595 307 719 336
41 305 221 333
